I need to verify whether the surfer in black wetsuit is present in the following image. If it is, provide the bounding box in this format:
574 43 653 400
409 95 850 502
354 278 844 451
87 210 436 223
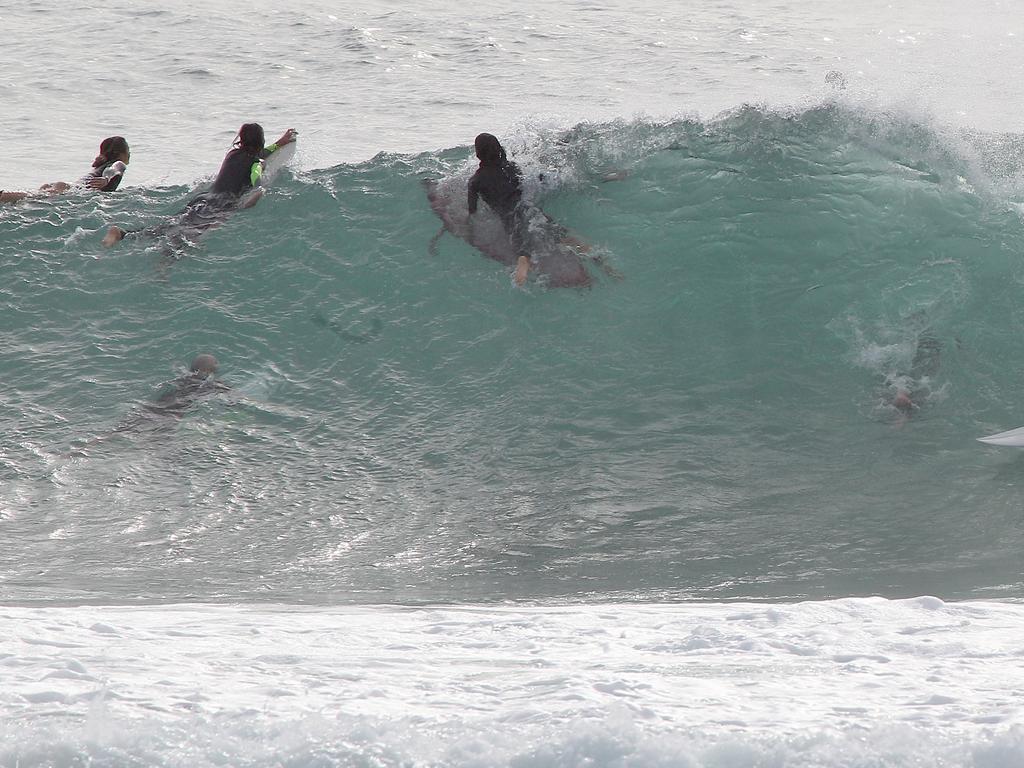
468 134 524 225
64 353 230 456
101 123 296 247
145 353 231 416
467 133 533 285
209 123 297 200
466 132 600 287
1 136 130 203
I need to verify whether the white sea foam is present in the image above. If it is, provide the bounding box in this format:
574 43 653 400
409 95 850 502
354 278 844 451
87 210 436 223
2 598 1022 766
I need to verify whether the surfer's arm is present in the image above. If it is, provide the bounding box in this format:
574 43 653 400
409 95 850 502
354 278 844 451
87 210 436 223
239 187 265 209
249 161 265 187
265 128 298 155
467 174 480 215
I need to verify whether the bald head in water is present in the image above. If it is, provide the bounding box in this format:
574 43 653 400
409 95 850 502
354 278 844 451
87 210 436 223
190 354 219 377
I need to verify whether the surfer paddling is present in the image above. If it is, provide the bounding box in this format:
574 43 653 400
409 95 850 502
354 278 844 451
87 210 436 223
1 136 130 204
145 353 231 416
468 133 530 284
467 132 591 286
102 123 296 247
64 353 230 457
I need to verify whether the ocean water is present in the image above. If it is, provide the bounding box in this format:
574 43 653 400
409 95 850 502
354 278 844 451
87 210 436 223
3 1 1024 765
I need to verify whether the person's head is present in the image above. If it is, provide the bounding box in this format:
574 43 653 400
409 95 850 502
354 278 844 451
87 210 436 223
93 136 130 167
474 133 507 167
235 123 265 153
190 354 219 378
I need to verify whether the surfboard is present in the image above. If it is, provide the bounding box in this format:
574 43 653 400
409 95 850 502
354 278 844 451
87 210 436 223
977 426 1024 447
423 178 591 288
260 140 296 186
238 140 296 209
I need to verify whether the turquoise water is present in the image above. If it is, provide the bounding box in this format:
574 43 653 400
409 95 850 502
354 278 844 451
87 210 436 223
5 2 1024 765
4 106 1024 606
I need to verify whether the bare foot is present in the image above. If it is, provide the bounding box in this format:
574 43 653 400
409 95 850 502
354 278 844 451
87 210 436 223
102 226 125 247
514 255 530 286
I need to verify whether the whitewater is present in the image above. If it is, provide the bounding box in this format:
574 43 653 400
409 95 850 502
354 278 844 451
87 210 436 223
3 1 1024 765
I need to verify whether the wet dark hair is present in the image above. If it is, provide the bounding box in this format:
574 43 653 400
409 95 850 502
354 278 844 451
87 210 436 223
236 123 265 153
190 354 218 376
474 133 507 167
92 136 129 168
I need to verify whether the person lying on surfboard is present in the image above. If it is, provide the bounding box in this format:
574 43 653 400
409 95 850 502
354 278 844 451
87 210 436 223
1 136 130 204
468 132 591 286
467 133 528 283
102 123 296 247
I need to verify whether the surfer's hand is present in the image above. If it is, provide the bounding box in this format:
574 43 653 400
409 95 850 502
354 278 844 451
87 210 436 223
277 128 298 146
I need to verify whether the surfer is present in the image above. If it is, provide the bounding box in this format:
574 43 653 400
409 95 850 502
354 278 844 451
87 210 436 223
65 353 230 456
1 136 130 204
467 133 530 283
101 123 296 247
886 328 942 419
467 132 593 286
145 353 231 416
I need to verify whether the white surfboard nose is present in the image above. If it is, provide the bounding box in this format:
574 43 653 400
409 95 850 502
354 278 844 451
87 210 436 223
977 425 1024 446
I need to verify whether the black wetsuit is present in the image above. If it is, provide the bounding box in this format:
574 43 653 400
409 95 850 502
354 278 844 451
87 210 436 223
152 146 266 241
145 372 230 416
118 142 285 260
468 161 523 231
468 160 571 261
211 147 262 196
179 144 275 220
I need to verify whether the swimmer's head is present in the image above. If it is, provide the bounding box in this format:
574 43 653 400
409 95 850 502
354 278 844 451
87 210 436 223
93 136 130 167
474 133 507 167
190 354 219 378
236 123 265 153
